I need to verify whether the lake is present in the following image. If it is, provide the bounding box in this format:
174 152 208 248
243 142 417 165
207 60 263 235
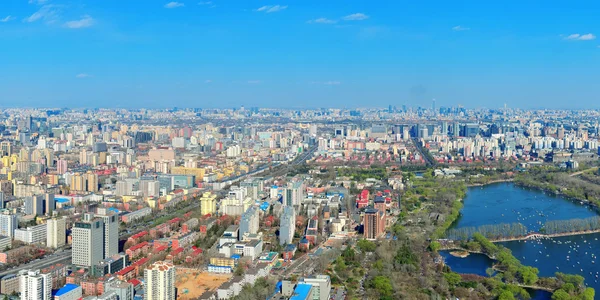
453 183 597 232
443 183 600 299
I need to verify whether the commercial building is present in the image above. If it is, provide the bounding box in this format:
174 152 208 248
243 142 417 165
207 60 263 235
72 214 104 267
144 261 176 300
96 208 119 259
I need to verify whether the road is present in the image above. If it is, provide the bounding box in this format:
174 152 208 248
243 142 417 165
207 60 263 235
411 138 435 166
0 250 72 277
570 167 599 177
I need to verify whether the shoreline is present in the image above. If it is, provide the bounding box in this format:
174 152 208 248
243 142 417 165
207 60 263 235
466 178 514 187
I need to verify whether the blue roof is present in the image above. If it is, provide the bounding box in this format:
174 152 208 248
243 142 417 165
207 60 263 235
284 244 297 251
290 283 312 300
56 198 69 203
108 207 120 213
55 284 79 296
231 254 241 259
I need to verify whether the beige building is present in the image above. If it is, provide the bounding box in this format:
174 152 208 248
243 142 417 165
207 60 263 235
144 261 176 300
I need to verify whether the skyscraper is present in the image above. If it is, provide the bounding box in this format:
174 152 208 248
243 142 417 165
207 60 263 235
72 214 104 267
19 269 52 300
46 216 66 249
144 261 176 300
96 208 119 258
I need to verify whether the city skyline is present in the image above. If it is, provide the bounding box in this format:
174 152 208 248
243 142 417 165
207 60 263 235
1 0 599 109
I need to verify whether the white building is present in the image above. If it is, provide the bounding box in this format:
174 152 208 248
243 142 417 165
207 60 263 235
0 213 17 238
15 224 47 245
72 214 104 267
144 261 176 300
47 216 67 248
19 270 52 300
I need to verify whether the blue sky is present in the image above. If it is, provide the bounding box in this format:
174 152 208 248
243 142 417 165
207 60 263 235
1 0 599 109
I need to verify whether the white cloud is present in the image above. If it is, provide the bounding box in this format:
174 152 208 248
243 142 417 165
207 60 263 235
255 5 288 13
165 2 185 8
65 15 94 29
308 18 337 24
75 73 92 78
564 33 596 41
24 5 60 23
342 13 368 21
452 25 470 31
198 1 212 4
247 80 262 84
1 16 16 22
28 0 48 4
205 79 212 83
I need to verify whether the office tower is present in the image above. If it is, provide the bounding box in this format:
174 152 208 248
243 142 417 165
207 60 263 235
0 213 18 238
140 179 160 198
19 270 52 300
72 214 104 267
46 216 67 248
144 261 176 300
239 206 259 239
364 208 385 240
279 206 295 245
96 208 119 258
302 275 331 300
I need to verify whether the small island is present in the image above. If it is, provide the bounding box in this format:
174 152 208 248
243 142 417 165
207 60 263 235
449 250 470 258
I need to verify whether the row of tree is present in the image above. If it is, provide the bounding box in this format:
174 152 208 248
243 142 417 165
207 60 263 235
542 216 600 235
445 223 528 240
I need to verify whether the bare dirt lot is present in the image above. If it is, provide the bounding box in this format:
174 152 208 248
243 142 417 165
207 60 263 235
176 268 232 299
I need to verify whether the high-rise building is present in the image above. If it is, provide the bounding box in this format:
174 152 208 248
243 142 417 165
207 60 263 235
144 261 176 300
72 214 104 267
19 269 52 300
56 159 68 174
279 206 295 245
96 208 119 258
46 216 67 248
0 213 18 238
364 208 385 240
239 206 259 239
45 193 55 215
24 195 44 216
200 192 217 216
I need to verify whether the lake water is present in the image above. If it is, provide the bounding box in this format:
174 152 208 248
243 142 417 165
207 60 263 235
443 183 600 299
453 183 597 232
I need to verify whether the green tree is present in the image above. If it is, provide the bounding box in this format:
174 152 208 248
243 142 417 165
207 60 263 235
498 290 516 300
444 272 462 286
551 289 571 300
370 276 393 298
